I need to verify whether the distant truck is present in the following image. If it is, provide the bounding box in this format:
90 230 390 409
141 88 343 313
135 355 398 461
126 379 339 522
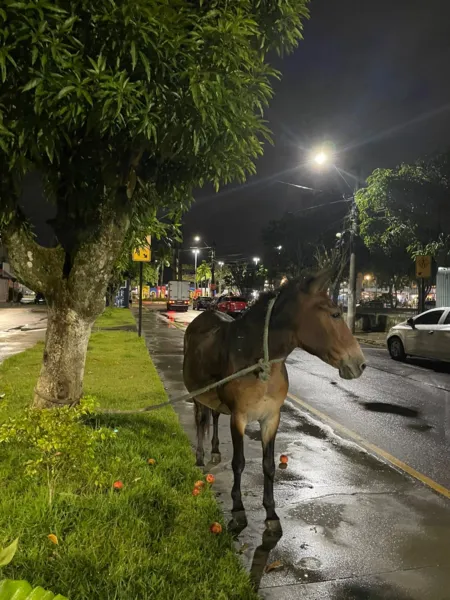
436 267 450 308
167 280 190 312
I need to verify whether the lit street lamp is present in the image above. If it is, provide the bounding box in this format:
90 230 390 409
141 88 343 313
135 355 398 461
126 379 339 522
313 151 328 166
253 257 260 266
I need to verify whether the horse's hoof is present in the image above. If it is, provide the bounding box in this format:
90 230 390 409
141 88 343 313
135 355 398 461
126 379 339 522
195 458 205 467
228 511 248 536
265 518 282 535
211 452 221 465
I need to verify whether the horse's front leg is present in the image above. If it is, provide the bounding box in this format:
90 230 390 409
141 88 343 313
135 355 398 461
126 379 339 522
260 409 282 532
230 412 248 528
211 410 221 464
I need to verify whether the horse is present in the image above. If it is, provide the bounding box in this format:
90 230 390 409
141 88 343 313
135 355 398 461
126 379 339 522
183 272 366 532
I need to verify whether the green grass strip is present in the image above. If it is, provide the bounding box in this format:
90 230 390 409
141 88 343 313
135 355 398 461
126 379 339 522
0 310 257 599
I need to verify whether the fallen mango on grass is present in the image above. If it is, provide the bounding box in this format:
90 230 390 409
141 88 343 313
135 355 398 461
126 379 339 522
147 458 156 466
279 454 288 464
206 474 215 484
47 534 58 545
209 522 222 534
194 480 205 489
113 480 124 491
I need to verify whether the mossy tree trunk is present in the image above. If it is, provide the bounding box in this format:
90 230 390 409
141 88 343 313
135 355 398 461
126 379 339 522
4 207 130 408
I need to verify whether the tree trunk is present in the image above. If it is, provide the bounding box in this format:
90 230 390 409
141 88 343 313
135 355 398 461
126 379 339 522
4 201 131 409
33 307 94 408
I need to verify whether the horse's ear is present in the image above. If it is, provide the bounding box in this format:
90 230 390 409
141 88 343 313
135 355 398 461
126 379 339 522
304 270 331 294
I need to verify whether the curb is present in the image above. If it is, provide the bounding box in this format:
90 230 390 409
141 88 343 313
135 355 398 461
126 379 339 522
355 336 386 349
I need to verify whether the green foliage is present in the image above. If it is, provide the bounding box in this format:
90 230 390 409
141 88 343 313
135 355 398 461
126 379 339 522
0 540 68 600
0 580 67 600
0 539 18 568
196 260 212 282
356 153 450 264
0 0 310 234
0 396 113 500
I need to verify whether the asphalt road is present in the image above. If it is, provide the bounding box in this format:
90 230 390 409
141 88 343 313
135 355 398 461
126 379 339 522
0 307 47 363
286 345 450 491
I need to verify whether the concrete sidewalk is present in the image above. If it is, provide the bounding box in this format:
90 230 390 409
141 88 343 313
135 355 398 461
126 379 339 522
355 332 387 348
138 307 450 600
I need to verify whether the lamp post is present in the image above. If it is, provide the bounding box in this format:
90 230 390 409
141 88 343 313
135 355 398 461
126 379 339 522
253 257 260 266
193 249 199 293
194 234 217 296
311 148 359 333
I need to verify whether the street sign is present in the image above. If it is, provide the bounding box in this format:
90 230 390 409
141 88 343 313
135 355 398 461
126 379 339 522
132 236 151 262
415 255 432 279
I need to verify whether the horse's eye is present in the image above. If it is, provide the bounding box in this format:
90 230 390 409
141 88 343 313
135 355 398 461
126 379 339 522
332 312 341 319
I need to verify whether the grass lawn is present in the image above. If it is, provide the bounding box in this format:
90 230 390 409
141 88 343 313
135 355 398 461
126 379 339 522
0 310 257 600
94 307 136 329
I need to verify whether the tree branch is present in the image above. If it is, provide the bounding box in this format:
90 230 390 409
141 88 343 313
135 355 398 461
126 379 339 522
2 223 64 293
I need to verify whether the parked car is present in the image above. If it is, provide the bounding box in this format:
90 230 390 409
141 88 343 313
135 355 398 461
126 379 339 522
20 292 45 305
386 307 450 362
20 293 36 304
193 296 211 311
215 296 248 317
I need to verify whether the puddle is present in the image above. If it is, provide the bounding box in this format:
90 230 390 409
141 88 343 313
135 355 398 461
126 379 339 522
289 499 347 531
297 556 322 570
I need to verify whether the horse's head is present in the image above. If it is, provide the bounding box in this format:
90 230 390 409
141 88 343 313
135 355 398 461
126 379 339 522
294 272 366 380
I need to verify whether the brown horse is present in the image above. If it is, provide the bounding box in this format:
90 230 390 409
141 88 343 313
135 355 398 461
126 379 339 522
183 272 366 532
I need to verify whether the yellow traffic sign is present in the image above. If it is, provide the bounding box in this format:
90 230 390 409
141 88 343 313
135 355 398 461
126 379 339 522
132 236 151 262
132 247 151 262
415 255 432 279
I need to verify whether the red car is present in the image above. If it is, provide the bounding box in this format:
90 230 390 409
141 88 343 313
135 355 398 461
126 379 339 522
215 296 248 317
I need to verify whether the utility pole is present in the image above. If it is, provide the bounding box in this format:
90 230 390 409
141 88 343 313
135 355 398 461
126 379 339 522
210 241 216 296
347 172 360 334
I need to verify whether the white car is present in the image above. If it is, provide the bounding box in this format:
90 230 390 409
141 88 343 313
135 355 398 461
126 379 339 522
386 307 450 362
20 293 36 304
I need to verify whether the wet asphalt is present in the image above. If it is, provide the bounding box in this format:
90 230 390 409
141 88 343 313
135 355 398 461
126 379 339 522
286 346 450 491
140 308 450 600
0 307 47 363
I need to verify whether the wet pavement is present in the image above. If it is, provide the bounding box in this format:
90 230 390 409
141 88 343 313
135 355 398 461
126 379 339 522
0 307 47 363
286 346 450 491
138 308 450 600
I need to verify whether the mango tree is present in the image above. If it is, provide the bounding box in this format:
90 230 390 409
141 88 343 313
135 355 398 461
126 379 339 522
0 0 309 408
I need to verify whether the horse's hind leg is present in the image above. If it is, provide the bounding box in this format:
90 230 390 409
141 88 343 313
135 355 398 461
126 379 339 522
211 410 221 464
194 400 210 467
260 409 282 532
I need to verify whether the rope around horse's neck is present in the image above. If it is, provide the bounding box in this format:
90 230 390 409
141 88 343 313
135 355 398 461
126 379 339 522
101 294 280 415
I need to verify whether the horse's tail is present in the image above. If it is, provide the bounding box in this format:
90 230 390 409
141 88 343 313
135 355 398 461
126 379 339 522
194 399 211 440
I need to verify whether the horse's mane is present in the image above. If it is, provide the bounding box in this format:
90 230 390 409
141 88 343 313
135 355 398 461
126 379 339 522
242 274 318 327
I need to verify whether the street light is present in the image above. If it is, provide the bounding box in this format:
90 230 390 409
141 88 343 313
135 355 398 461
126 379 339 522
276 245 282 251
253 257 260 266
313 151 329 166
218 261 224 267
193 249 200 291
194 235 201 243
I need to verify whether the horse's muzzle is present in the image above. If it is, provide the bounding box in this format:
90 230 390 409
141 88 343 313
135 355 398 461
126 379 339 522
338 356 366 380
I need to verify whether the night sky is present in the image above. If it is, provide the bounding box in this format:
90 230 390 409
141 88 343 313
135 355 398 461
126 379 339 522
184 0 450 261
